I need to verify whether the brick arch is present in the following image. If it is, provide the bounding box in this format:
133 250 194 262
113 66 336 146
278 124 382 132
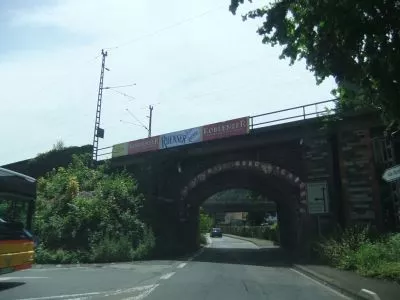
180 160 307 214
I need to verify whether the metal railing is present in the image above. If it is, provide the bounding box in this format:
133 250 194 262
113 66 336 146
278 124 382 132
249 98 337 129
97 98 338 160
97 146 113 160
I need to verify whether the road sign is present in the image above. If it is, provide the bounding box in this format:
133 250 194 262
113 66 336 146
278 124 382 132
382 164 400 182
307 181 329 214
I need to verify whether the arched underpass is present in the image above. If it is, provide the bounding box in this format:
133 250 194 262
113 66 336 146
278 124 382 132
179 161 308 252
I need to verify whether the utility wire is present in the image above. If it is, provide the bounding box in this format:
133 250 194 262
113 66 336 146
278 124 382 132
106 88 136 101
125 108 148 130
21 5 224 105
103 83 136 89
120 120 146 129
104 4 225 51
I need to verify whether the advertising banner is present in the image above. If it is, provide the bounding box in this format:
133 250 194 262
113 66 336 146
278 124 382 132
112 143 128 158
128 136 160 155
202 117 249 141
160 127 202 149
111 116 250 158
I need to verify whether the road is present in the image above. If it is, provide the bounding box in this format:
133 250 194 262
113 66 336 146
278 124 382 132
0 235 349 300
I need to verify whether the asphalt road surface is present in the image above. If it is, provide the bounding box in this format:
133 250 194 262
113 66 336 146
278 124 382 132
0 235 349 300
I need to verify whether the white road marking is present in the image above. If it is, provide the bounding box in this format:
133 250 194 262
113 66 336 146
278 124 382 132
177 262 187 269
290 268 351 299
359 289 381 300
0 276 48 281
13 284 158 300
103 284 157 297
122 284 159 300
160 272 175 280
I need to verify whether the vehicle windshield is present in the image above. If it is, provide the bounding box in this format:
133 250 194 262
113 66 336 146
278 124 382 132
1 1 398 299
0 197 30 227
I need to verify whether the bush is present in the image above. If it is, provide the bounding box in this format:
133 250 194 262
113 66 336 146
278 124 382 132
90 235 133 263
316 224 372 269
316 225 400 282
353 234 400 280
33 154 155 263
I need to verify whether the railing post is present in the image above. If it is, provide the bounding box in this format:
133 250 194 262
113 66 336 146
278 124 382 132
302 106 306 120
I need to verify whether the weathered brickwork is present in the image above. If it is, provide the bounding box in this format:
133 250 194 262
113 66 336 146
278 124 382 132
338 129 381 225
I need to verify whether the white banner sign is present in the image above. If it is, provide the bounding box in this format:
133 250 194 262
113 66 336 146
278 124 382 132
160 127 202 149
307 181 329 214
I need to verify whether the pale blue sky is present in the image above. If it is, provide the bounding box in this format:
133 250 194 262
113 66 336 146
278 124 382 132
0 0 336 165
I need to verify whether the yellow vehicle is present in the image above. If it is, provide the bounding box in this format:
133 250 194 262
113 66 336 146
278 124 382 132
0 167 36 275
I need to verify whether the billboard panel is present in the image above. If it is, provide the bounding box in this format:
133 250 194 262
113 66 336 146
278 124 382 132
128 136 160 155
111 116 250 158
160 127 202 149
112 143 128 158
203 117 249 141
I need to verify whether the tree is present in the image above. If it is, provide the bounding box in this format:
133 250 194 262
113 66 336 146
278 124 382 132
53 140 66 151
230 0 400 123
34 154 155 263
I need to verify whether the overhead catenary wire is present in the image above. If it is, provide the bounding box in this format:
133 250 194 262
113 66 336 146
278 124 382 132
105 88 136 101
104 4 225 51
29 4 224 99
103 83 136 89
125 108 148 130
19 3 226 107
120 120 147 129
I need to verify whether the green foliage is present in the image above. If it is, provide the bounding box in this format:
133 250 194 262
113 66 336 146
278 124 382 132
199 207 213 233
34 154 155 263
316 225 400 282
220 225 280 244
90 235 135 263
230 0 400 123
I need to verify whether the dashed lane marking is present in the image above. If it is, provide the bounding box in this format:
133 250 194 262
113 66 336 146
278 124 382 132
122 284 159 300
159 272 175 280
177 262 187 269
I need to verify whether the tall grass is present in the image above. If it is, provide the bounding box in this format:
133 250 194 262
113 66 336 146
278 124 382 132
316 225 400 282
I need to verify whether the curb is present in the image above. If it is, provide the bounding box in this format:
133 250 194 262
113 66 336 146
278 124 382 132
293 265 376 300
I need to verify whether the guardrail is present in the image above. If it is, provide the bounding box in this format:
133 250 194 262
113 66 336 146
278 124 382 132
97 98 338 160
249 98 337 129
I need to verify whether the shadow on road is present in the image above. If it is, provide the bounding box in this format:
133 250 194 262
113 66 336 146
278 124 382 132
193 246 293 268
0 282 25 291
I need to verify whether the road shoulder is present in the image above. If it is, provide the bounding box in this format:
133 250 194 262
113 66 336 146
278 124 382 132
224 234 400 300
294 264 400 300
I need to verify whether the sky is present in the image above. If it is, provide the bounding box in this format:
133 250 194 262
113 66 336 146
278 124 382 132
0 0 336 165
